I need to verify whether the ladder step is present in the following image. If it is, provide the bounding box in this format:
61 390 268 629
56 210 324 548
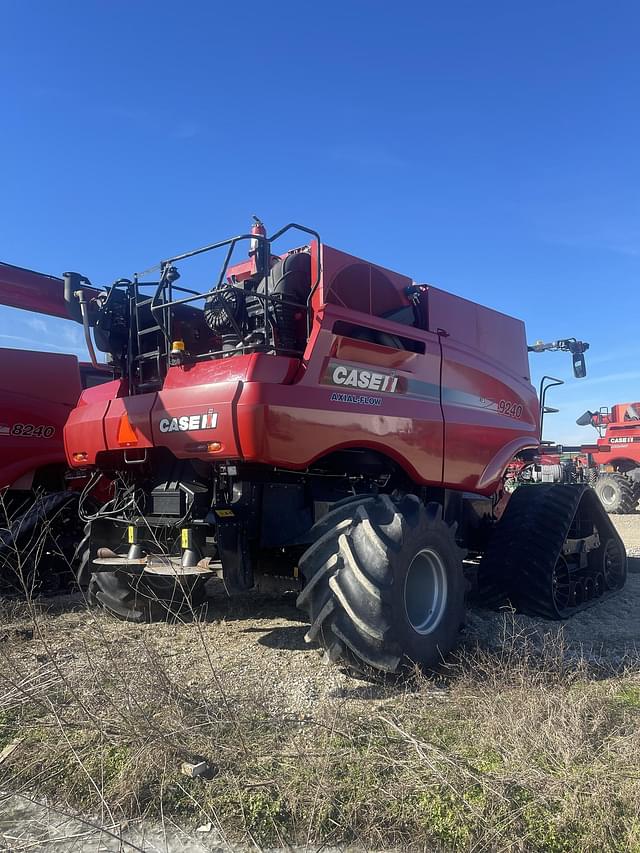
135 350 162 361
138 325 162 335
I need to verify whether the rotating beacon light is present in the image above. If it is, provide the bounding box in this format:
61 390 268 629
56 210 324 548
169 338 185 366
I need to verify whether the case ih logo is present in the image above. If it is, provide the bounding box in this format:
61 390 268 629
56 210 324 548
324 361 400 393
159 411 218 433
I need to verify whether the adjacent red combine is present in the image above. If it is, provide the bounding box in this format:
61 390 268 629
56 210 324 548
63 220 627 674
0 262 108 592
575 402 640 513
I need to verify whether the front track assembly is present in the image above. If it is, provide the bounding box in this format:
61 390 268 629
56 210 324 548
480 483 627 619
0 491 82 596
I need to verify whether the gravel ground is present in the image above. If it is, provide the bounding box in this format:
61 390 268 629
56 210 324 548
1 514 638 719
610 512 640 554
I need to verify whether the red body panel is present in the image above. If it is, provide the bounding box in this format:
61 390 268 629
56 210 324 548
0 260 111 492
0 348 83 488
431 288 538 489
64 244 541 496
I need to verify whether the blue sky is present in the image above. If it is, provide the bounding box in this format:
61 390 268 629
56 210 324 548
1 1 638 443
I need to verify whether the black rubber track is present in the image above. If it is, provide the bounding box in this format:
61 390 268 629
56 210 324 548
0 492 83 596
89 570 208 622
481 483 627 619
296 493 465 676
594 472 637 514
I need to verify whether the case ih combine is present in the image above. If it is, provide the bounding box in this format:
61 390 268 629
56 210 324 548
60 220 626 674
0 262 108 593
512 402 640 514
575 403 640 513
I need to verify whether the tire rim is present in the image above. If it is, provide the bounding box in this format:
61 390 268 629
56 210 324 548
600 484 616 505
404 548 448 635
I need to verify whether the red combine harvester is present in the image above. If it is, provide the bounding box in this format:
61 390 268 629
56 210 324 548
575 402 640 513
0 262 109 593
63 220 626 674
515 400 640 513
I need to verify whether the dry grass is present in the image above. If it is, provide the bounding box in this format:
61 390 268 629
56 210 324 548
1 503 640 850
0 593 640 853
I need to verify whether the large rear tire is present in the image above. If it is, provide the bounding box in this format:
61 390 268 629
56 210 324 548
594 473 636 514
296 494 465 676
89 570 208 622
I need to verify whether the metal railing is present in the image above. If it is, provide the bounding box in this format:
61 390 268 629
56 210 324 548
146 223 322 355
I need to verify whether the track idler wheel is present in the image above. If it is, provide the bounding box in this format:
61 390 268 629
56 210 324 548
595 538 627 590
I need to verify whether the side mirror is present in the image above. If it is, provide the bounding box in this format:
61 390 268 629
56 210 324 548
572 352 587 378
576 410 594 427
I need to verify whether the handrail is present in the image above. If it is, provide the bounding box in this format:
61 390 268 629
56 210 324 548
145 223 322 352
539 375 564 441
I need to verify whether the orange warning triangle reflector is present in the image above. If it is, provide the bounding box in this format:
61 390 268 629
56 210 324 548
117 414 138 446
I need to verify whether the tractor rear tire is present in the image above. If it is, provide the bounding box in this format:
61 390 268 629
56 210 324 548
594 473 636 514
89 570 208 622
585 468 599 488
296 493 465 676
627 468 640 502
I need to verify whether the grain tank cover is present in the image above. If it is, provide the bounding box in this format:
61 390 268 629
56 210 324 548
426 286 531 381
